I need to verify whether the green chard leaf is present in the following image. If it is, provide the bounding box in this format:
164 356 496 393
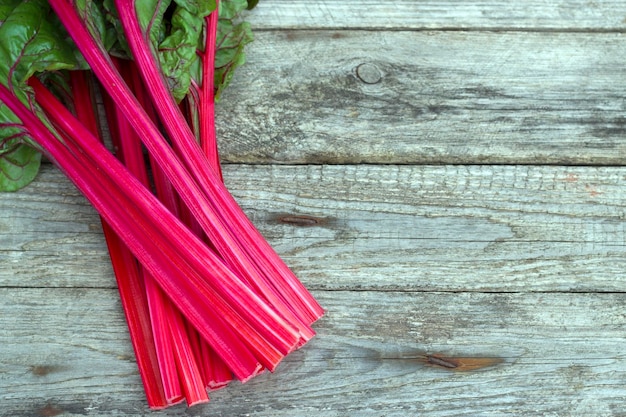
74 0 119 54
0 0 79 86
157 0 215 101
214 0 253 100
103 0 253 102
0 0 258 190
246 0 260 10
0 0 80 191
0 127 41 192
106 0 173 58
102 0 134 57
106 0 216 102
219 0 248 19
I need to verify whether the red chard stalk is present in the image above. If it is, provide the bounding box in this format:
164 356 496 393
0 0 324 409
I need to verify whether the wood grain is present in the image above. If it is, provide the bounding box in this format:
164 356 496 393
215 30 626 165
2 164 624 292
2 1 625 415
1 288 625 416
245 0 626 30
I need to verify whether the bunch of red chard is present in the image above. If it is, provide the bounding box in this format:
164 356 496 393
0 0 323 409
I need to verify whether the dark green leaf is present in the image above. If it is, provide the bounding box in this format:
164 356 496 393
0 113 41 191
0 0 80 191
124 0 215 102
157 0 213 101
102 0 251 102
214 4 253 100
0 0 79 87
101 0 132 57
74 0 118 52
0 0 22 22
246 0 260 10
134 0 171 46
0 135 41 192
219 0 247 20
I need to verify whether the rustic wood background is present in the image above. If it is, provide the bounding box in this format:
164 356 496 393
1 1 625 415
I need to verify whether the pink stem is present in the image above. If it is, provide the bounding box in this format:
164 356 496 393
200 5 222 179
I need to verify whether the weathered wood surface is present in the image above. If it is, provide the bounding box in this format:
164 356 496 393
2 288 625 417
245 0 626 30
216 30 626 165
1 164 625 415
2 0 626 415
2 165 625 293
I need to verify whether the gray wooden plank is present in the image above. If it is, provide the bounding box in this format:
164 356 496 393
244 0 626 30
229 163 626 292
1 288 625 416
1 164 624 292
0 170 115 288
215 30 626 165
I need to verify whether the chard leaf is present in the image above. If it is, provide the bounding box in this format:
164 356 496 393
246 0 260 10
0 0 80 191
0 127 41 192
0 0 79 87
107 0 215 102
157 0 215 101
214 0 253 100
219 0 247 19
74 0 118 54
102 0 133 57
134 0 171 46
103 0 252 102
0 0 22 22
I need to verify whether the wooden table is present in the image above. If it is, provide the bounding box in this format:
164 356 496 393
2 1 626 415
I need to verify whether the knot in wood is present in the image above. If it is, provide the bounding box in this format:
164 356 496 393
356 63 382 84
